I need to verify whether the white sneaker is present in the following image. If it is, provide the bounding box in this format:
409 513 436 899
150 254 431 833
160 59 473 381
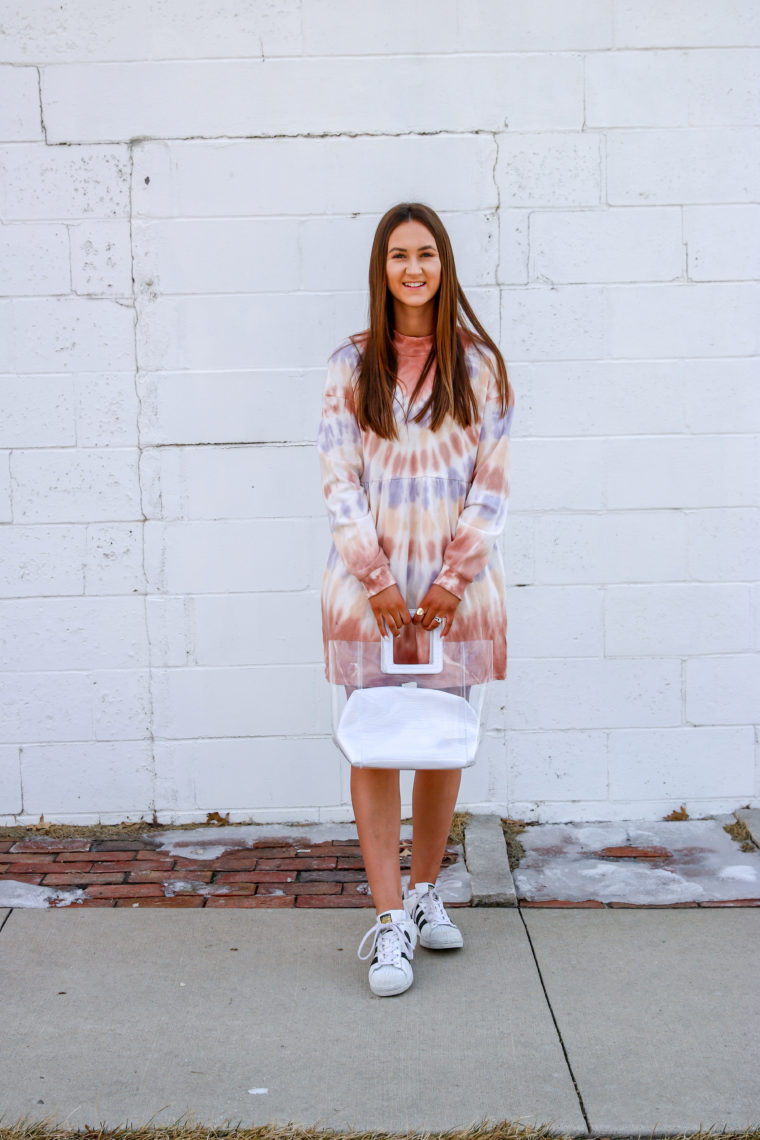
357 909 416 997
404 881 464 949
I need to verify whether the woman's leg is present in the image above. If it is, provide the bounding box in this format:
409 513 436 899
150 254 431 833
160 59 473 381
350 767 403 913
408 769 462 887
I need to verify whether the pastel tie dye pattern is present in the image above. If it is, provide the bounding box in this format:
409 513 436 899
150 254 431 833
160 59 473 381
318 328 514 679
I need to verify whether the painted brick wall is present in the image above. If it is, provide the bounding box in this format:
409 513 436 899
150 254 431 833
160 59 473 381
1 0 758 824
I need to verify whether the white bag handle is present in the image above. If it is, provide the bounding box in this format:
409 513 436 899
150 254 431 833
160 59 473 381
380 625 444 674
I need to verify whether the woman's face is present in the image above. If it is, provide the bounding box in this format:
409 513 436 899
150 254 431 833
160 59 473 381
385 219 442 315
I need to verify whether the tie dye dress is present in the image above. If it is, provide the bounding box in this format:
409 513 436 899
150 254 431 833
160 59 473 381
318 328 514 680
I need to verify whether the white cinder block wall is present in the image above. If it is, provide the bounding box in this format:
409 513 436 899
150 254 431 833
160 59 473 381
1 1 758 825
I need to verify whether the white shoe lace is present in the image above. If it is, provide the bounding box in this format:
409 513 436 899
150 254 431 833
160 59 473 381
357 918 413 965
418 886 455 928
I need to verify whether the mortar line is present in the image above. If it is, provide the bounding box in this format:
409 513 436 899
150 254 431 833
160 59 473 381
518 906 592 1133
0 909 13 934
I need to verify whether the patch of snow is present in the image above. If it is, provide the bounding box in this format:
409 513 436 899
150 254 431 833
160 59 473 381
147 821 412 858
718 864 757 882
0 880 85 908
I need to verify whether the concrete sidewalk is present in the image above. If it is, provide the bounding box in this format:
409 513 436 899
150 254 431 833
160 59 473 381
1 906 758 1135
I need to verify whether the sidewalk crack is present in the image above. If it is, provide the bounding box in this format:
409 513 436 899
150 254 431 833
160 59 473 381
518 907 592 1133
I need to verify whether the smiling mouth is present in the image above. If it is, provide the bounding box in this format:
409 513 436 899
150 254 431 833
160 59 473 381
403 282 425 288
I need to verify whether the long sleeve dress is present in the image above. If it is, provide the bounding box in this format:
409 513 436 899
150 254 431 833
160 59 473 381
318 327 514 680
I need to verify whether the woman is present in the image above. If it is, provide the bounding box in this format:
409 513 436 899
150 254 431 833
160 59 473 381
318 202 513 997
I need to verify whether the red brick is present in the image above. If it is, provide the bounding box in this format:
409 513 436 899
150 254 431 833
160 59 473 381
10 839 93 853
252 837 299 849
607 901 699 908
519 899 605 908
85 883 164 898
296 844 364 858
171 856 231 870
257 882 341 896
0 863 8 872
699 899 760 907
220 846 296 860
58 849 136 863
125 857 177 870
202 854 260 870
126 869 214 884
256 857 337 871
206 894 294 908
115 896 206 908
3 851 58 862
0 873 43 884
80 861 139 874
336 857 366 870
204 884 258 896
595 845 672 859
64 898 117 907
214 870 295 883
298 870 368 883
0 841 16 852
3 859 79 873
296 894 371 908
43 872 127 886
91 840 151 851
135 851 175 864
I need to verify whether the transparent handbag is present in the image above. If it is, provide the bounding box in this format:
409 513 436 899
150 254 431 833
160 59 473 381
328 627 493 770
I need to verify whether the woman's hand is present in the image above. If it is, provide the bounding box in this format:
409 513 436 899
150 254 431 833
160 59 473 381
368 584 412 638
412 584 460 637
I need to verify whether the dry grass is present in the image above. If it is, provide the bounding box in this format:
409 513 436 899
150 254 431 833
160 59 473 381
448 811 470 846
724 817 759 853
0 1119 758 1140
500 817 527 870
0 814 323 842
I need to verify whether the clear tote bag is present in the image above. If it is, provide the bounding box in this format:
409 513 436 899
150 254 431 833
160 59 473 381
328 628 493 770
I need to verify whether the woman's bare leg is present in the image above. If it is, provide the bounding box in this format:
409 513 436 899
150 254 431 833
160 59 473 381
350 767 403 913
408 769 462 888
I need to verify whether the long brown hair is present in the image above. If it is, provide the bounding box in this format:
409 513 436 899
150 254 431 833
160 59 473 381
351 202 511 439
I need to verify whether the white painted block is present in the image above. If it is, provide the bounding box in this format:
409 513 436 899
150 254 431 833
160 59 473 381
145 596 190 668
608 727 755 799
0 66 42 140
501 285 607 362
497 209 530 285
150 443 323 521
614 1 760 48
43 55 583 142
687 509 760 582
509 438 606 511
685 205 760 280
11 448 141 522
496 133 601 207
607 128 759 204
152 664 329 738
144 519 312 593
609 283 758 358
530 208 682 283
515 361 687 437
507 731 608 800
682 359 760 433
605 584 752 656
753 584 760 651
133 136 497 218
192 592 323 666
506 658 682 730
0 746 22 815
586 50 689 127
303 0 612 52
0 524 84 597
0 452 10 522
0 672 92 743
507 586 603 658
0 597 148 670
91 668 151 740
75 373 138 446
69 220 133 296
0 143 129 220
138 371 324 446
138 292 365 372
603 435 759 509
20 741 154 816
688 48 760 125
503 515 535 587
0 297 134 372
535 512 688 585
0 376 75 447
154 736 341 815
85 522 144 595
0 223 70 295
686 655 760 725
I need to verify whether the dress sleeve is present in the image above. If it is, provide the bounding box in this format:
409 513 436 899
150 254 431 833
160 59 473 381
317 346 396 598
432 353 514 599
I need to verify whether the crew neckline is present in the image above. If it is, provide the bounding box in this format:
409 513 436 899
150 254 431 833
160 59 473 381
393 329 434 354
